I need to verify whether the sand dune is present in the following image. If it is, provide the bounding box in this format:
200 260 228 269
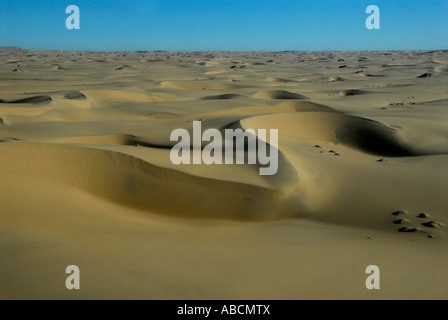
200 93 244 100
82 89 173 103
329 76 344 81
265 76 291 83
433 59 448 65
64 91 87 100
1 49 448 299
339 89 369 97
251 90 307 100
0 95 52 104
0 142 294 221
161 80 243 90
359 73 384 78
435 66 448 73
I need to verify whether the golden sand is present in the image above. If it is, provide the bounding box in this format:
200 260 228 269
1 48 448 299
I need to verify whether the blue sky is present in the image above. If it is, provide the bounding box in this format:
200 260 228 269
0 0 447 51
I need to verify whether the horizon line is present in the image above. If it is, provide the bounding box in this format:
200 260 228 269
1 47 447 53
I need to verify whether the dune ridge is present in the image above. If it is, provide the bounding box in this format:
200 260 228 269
0 142 301 221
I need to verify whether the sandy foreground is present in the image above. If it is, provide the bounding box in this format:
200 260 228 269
0 48 448 299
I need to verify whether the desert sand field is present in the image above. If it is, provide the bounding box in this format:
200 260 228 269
1 47 448 299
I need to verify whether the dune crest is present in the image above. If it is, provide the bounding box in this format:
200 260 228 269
251 90 307 100
0 142 301 221
161 80 243 90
